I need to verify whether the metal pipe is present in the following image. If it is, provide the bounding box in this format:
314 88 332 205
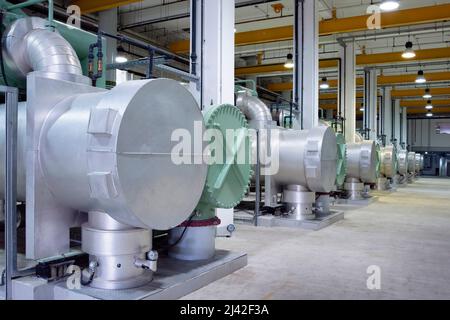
7 0 54 29
2 86 18 300
254 130 261 227
235 93 272 123
3 18 83 81
98 31 188 65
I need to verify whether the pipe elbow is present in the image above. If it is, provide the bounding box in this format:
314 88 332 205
235 92 272 123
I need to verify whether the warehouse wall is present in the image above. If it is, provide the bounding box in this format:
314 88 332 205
408 118 450 152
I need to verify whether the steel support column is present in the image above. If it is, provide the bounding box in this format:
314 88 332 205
401 107 408 149
363 68 378 141
190 0 235 236
98 8 118 86
190 0 235 111
294 0 319 129
383 87 393 144
393 99 401 147
339 41 356 143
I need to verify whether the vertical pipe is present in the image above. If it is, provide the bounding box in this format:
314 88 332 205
254 130 261 227
4 87 18 300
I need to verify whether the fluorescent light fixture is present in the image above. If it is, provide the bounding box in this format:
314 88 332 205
360 103 365 112
415 70 426 84
116 45 128 63
426 112 433 117
380 0 400 11
284 53 294 69
115 56 128 63
402 41 416 59
320 77 330 90
425 100 433 110
423 88 432 99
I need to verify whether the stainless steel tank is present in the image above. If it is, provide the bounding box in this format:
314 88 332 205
0 79 208 231
415 153 421 173
408 152 417 173
380 146 398 179
346 140 378 184
255 125 338 193
397 150 409 176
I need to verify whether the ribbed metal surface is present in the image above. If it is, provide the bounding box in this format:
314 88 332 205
3 17 83 83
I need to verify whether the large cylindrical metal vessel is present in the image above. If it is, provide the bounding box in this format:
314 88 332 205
346 140 378 184
397 150 409 175
415 153 421 173
380 146 398 179
0 79 208 231
256 126 338 193
41 79 207 230
408 152 417 173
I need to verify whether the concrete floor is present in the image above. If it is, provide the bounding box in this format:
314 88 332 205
183 178 450 300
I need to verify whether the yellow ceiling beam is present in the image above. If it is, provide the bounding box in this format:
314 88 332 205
236 48 450 76
267 72 450 92
400 99 450 108
71 0 142 14
170 3 450 53
408 107 450 114
391 88 450 98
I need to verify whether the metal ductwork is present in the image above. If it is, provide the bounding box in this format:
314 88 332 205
235 92 273 126
2 17 84 83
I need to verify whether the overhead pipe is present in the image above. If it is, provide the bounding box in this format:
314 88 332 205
3 18 83 82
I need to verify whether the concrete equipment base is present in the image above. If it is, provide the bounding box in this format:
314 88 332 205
2 250 247 300
234 210 344 231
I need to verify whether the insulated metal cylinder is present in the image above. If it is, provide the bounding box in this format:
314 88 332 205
415 153 421 173
380 146 398 179
397 150 409 175
0 79 208 231
256 126 338 193
408 152 417 173
346 140 378 184
40 79 207 230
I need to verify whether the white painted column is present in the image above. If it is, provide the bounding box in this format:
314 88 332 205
383 87 393 144
402 107 408 148
339 41 356 143
98 8 118 86
190 0 235 110
190 0 236 236
364 68 378 141
293 0 319 129
393 99 401 147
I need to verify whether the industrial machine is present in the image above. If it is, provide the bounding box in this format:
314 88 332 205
378 145 398 190
0 16 251 297
408 152 418 182
235 92 338 221
344 140 379 200
397 149 409 185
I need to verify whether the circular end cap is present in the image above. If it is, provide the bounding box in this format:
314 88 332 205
304 126 338 193
358 140 378 183
199 104 252 209
116 79 208 230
